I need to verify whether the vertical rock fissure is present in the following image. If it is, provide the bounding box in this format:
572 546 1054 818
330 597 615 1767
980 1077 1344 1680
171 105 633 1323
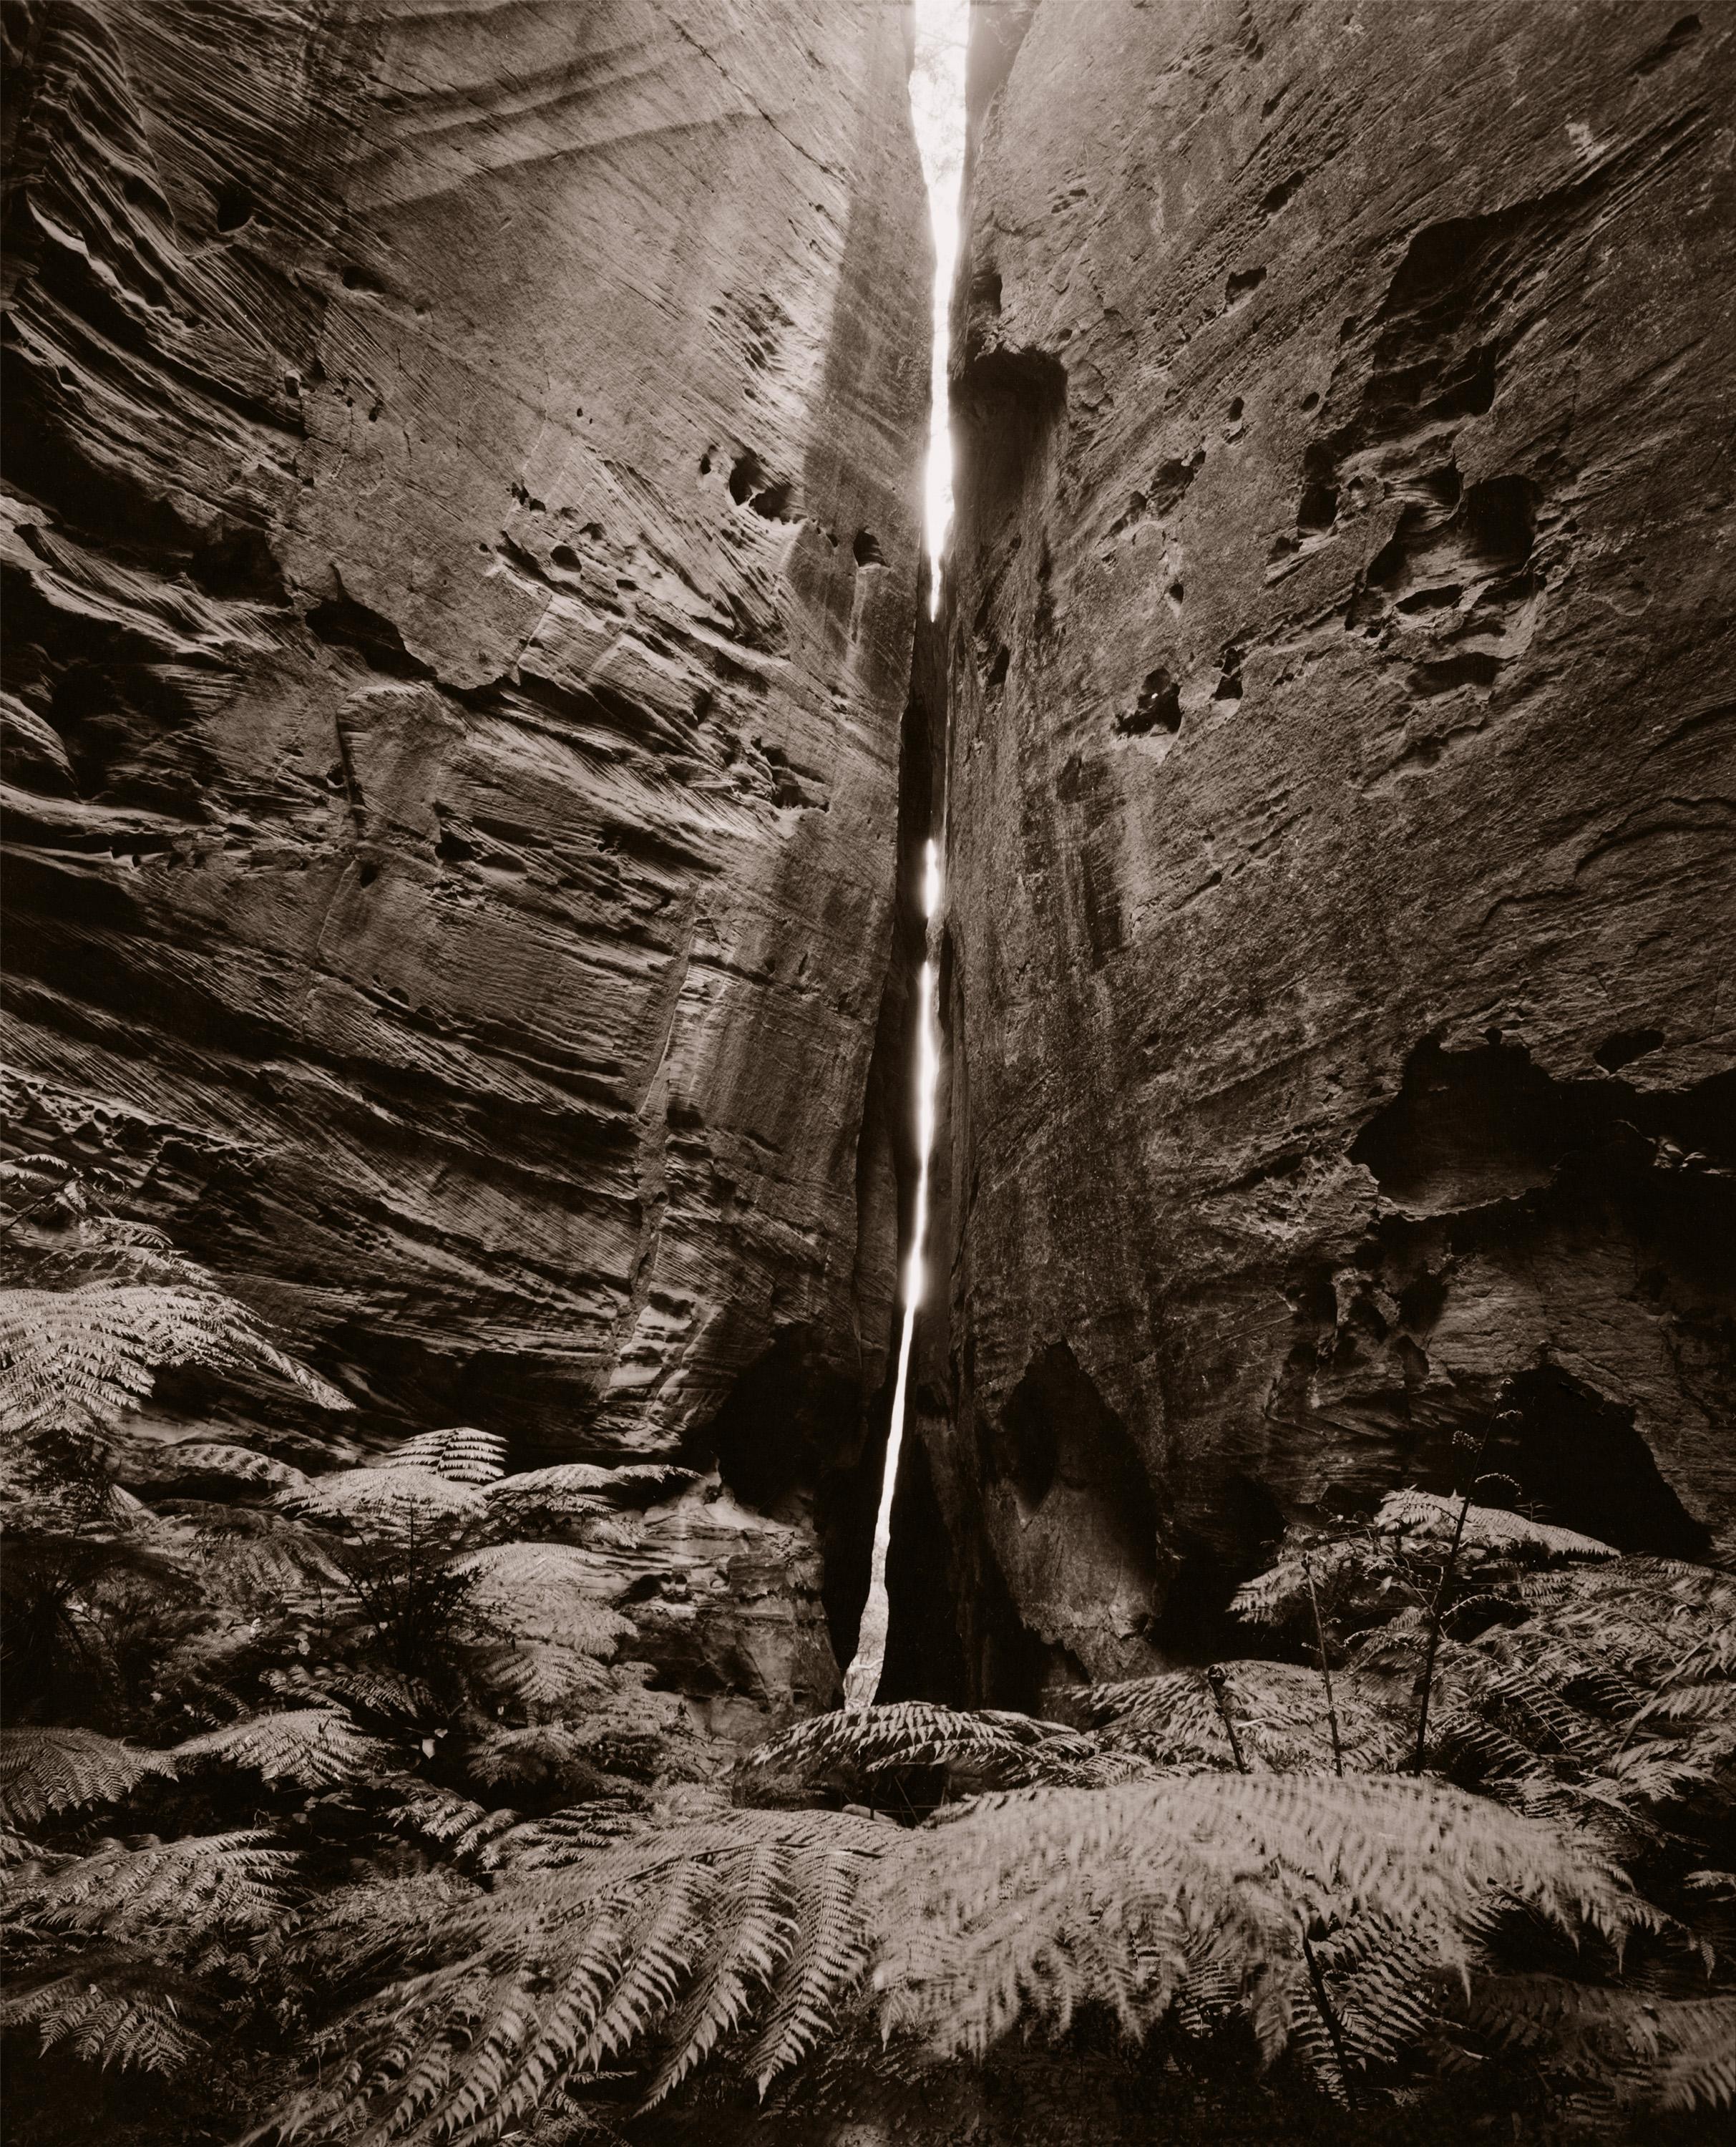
842 0 967 1708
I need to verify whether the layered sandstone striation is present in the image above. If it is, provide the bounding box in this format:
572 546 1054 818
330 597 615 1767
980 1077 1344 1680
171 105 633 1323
2 0 930 1721
918 0 1736 1695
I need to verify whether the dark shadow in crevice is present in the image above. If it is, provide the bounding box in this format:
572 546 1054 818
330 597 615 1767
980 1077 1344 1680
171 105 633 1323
877 1420 970 1705
1488 1365 1711 1556
698 1325 886 1671
1149 1474 1290 1664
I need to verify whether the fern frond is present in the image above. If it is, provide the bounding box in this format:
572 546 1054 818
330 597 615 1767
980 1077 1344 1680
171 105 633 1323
3 1829 292 1939
282 1466 489 1542
0 1277 348 1438
1081 1660 1400 1773
1472 1976 1736 2113
0 1951 208 2074
376 1784 530 1876
187 1504 350 1602
162 1441 311 1492
872 1773 1650 2085
174 1707 390 1788
454 1543 633 1657
1376 1489 1616 1563
487 1461 696 1510
743 1703 1098 1796
0 1725 174 1826
383 1428 509 1485
253 1805 889 2142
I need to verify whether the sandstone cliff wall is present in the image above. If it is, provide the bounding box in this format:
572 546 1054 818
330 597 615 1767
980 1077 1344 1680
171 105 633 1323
3 0 930 1476
923 0 1736 1695
3 0 931 1732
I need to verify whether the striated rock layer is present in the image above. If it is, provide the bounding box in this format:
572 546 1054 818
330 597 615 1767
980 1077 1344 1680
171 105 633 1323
2 1 930 1723
916 0 1736 1696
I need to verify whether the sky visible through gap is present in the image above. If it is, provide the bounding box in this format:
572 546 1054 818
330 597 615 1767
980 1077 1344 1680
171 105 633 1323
842 1 966 1705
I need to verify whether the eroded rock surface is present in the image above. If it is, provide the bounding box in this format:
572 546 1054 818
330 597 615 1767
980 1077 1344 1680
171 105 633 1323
2 0 930 1726
920 0 1736 1694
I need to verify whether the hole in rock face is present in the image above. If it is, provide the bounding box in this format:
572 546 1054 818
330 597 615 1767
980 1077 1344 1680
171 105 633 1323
1488 1367 1710 1555
1463 472 1537 565
1634 13 1701 74
990 1342 1162 1616
1117 665 1182 736
1297 440 1339 531
1350 1036 1610 1212
954 345 1067 537
212 182 255 232
699 1327 878 1668
853 529 884 566
1595 1026 1666 1073
307 591 431 681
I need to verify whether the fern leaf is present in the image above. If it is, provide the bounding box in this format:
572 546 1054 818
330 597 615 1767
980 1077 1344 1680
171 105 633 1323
281 1466 489 1542
1082 1660 1400 1773
252 1806 888 2143
872 1773 1651 2085
454 1543 633 1656
0 1726 173 1826
383 1428 509 1485
162 1441 311 1491
1377 1489 1616 1563
2 1829 292 1939
743 1702 1098 1794
173 1707 389 1788
0 1952 208 2074
0 1276 348 1438
487 1461 696 1508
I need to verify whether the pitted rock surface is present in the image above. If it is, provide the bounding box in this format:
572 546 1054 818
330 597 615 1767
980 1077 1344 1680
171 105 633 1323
2 0 930 1474
920 0 1736 1694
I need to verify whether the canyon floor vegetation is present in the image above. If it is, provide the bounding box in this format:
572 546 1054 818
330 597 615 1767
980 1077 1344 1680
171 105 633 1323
2 1167 1733 2145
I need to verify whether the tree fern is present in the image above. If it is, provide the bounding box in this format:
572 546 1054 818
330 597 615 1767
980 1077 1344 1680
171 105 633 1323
1469 1975 1736 2115
486 1461 696 1510
174 1706 390 1788
465 1722 613 1797
871 1773 1649 2087
283 1466 491 1542
454 1542 633 1658
252 1771 1657 2139
162 1440 311 1492
0 1272 348 1438
250 1803 891 2143
1080 1660 1401 1773
0 1951 210 2074
742 1701 1102 1798
3 1829 292 1939
1423 1558 1736 1864
383 1428 509 1486
1375 1489 1616 1564
0 1725 173 1827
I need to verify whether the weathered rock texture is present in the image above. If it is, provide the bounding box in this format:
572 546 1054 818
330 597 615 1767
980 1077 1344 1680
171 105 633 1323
918 0 1736 1697
2 1 930 1724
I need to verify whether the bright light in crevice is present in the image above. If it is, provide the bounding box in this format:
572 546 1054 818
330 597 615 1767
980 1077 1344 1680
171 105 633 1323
842 6 965 1709
909 0 970 613
844 839 945 1708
